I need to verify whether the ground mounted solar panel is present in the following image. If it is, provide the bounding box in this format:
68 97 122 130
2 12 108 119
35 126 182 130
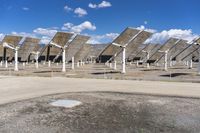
148 38 179 63
40 32 73 62
19 37 40 62
0 35 23 61
65 35 90 62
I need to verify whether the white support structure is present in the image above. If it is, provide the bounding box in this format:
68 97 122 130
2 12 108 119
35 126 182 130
146 52 150 69
164 51 168 71
109 62 112 68
71 56 75 70
189 59 193 69
5 60 8 68
36 52 39 69
23 62 25 67
3 42 19 71
186 61 189 66
122 47 126 74
48 60 51 67
158 50 168 71
169 56 173 67
114 60 117 70
31 51 40 69
80 60 83 66
142 50 150 69
136 61 139 67
62 49 66 72
0 61 2 67
14 48 18 71
77 62 80 68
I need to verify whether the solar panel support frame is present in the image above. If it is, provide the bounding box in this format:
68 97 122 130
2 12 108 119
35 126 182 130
3 42 19 71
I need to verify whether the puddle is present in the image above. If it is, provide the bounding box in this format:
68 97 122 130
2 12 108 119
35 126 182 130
148 99 166 105
50 100 82 108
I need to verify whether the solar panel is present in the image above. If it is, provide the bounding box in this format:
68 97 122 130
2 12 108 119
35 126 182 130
0 35 23 61
40 32 73 62
98 28 140 62
173 38 200 62
65 35 90 62
148 38 179 62
181 43 200 61
166 39 188 61
74 44 92 62
129 44 160 61
19 37 40 62
124 30 153 58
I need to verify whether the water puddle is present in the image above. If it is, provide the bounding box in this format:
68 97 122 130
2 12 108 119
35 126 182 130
50 100 82 108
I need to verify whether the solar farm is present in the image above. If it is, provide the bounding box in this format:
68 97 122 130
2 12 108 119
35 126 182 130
1 27 200 132
0 27 200 82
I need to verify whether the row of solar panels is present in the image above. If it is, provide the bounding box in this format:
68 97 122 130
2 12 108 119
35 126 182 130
0 27 199 64
97 27 200 63
0 32 104 63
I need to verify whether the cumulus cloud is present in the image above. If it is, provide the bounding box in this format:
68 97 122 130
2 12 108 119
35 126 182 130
146 29 198 44
89 1 112 9
87 33 119 44
62 21 96 33
11 31 36 38
136 25 156 33
64 5 72 12
74 7 87 17
33 28 57 37
88 3 97 9
22 7 29 11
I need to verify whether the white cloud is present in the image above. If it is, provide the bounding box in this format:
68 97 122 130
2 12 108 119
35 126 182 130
99 1 112 8
87 33 119 44
74 7 87 17
145 29 198 44
88 3 97 9
0 33 5 41
64 5 72 12
144 21 148 25
33 28 57 37
40 36 51 44
22 7 29 11
89 1 112 9
62 21 96 33
136 25 156 33
11 31 36 38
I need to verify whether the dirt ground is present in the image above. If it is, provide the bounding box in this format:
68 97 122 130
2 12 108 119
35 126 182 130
0 62 200 132
0 92 200 133
0 62 200 83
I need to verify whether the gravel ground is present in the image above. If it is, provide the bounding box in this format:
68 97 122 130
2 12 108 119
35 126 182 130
0 63 200 83
0 92 200 133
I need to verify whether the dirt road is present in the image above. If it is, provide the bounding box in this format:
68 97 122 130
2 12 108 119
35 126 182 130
0 76 200 105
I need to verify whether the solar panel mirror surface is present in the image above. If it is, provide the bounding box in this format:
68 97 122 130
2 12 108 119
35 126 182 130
149 38 179 62
19 37 40 62
65 35 90 62
0 35 23 61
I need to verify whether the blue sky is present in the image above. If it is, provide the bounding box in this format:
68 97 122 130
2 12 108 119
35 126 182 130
0 0 199 44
